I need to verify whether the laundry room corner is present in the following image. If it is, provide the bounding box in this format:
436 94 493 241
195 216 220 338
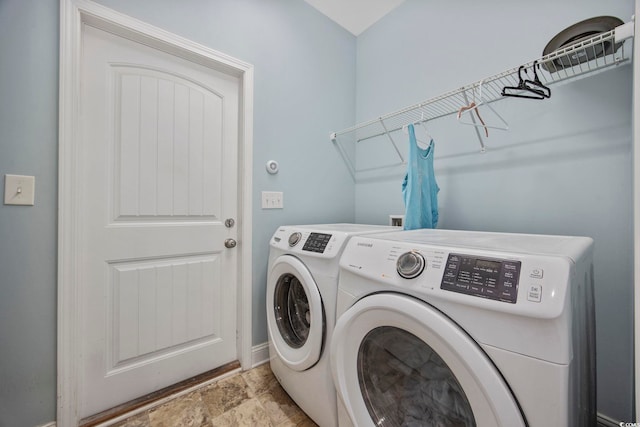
351 0 635 423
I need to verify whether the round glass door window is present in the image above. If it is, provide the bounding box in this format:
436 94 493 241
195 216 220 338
273 273 311 348
357 326 476 426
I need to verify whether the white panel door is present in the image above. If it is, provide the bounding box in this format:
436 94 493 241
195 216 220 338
79 24 239 417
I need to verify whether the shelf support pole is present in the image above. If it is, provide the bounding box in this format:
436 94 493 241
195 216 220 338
380 118 405 163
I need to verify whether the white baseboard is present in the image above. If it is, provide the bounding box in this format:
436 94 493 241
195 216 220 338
36 423 56 427
251 341 269 368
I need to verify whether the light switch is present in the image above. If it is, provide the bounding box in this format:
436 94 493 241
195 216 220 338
4 174 35 206
262 191 283 209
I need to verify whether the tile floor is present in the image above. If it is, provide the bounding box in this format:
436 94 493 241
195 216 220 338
111 363 318 427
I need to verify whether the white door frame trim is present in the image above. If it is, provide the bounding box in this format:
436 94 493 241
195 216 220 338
57 0 254 424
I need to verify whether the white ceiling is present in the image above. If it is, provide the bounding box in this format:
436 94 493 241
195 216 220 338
303 0 405 36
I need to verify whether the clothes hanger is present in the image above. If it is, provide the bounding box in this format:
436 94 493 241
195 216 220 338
457 80 509 137
402 113 434 149
523 61 551 98
457 83 487 136
501 66 547 100
417 112 435 147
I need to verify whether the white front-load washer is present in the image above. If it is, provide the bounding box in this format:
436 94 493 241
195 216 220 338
330 228 596 427
267 224 398 427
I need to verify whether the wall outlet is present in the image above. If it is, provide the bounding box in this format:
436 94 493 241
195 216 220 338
4 174 35 206
262 191 283 209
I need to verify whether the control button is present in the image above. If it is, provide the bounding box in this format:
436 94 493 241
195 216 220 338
396 251 426 279
484 287 497 296
500 290 514 300
529 268 544 279
457 276 471 284
288 232 302 247
527 284 542 302
503 263 518 271
503 271 515 280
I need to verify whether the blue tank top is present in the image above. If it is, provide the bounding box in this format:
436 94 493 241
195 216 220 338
402 124 439 229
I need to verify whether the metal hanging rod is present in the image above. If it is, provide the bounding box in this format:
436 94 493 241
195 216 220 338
330 21 634 155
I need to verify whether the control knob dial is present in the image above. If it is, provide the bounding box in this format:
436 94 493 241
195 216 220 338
396 251 426 279
288 232 302 247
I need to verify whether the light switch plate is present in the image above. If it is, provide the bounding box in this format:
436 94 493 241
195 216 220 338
262 191 283 209
4 174 35 206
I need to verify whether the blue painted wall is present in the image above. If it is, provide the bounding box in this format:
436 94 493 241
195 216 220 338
353 0 634 421
0 1 355 425
0 1 59 426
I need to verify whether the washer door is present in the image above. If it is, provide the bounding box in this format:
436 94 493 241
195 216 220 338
331 293 526 427
267 255 325 371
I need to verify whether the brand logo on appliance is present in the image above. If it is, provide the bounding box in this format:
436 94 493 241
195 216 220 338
357 242 373 248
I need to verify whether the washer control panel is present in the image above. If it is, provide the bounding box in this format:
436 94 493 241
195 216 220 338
302 232 332 253
441 253 521 303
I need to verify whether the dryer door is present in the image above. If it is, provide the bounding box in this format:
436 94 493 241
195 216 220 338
267 255 325 371
331 293 526 427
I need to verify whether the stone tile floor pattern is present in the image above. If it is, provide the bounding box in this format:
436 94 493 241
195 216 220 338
112 363 319 427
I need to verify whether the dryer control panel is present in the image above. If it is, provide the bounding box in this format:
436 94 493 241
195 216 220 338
302 232 332 253
441 254 521 303
271 228 345 258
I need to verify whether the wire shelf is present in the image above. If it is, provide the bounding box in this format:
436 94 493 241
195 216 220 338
330 22 634 179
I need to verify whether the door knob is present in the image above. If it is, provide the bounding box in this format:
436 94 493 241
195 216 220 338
224 238 237 249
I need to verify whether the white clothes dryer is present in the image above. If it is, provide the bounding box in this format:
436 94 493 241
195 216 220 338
331 229 596 427
267 224 398 427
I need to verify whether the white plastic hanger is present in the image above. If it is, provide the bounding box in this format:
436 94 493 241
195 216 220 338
402 113 434 149
457 80 509 137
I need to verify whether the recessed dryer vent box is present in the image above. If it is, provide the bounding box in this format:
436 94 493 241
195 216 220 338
389 215 404 227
